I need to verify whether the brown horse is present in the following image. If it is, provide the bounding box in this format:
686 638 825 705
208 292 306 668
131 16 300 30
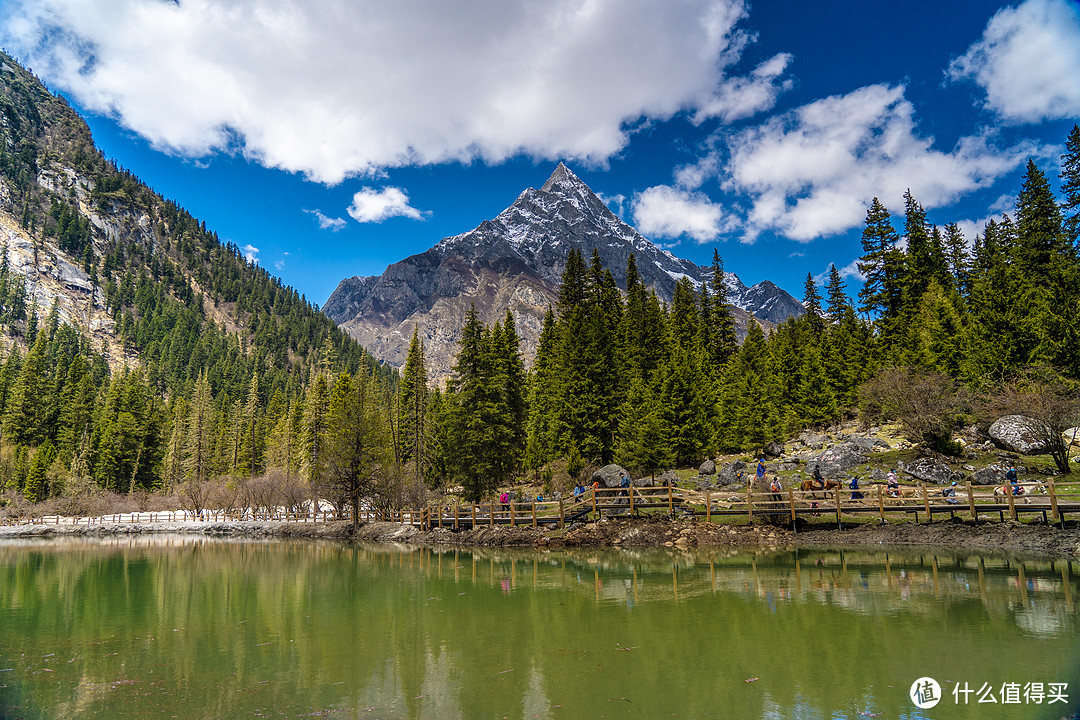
799 479 840 500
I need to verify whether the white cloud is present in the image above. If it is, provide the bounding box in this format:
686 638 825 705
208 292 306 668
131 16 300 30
813 260 864 287
693 52 793 123
347 187 425 224
305 209 346 231
241 243 259 263
597 192 626 218
722 84 1032 241
631 185 733 242
1 0 780 184
947 0 1080 124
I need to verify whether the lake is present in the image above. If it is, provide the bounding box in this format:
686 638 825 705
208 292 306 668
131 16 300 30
0 536 1077 719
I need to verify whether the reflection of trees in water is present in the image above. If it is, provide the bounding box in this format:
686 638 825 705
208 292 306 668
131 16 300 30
0 538 1077 719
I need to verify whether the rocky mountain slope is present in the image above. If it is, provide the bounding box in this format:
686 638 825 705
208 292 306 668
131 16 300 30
325 163 803 378
0 52 375 381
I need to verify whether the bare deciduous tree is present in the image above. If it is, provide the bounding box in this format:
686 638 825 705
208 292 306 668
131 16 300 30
859 366 970 455
982 369 1080 474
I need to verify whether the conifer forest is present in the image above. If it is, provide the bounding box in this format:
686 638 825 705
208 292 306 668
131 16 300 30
0 45 1078 513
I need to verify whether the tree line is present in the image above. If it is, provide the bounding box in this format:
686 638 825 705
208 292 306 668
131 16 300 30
1 70 1077 511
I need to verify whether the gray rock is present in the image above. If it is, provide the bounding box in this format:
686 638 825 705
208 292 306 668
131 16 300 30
717 459 748 486
763 441 784 458
1064 427 1080 447
591 464 630 489
695 480 716 491
869 468 887 481
805 442 867 479
902 458 962 485
849 436 890 452
972 463 1009 486
989 415 1048 455
699 459 716 475
777 462 799 472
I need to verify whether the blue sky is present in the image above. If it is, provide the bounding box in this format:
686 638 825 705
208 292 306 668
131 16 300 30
1 0 1078 307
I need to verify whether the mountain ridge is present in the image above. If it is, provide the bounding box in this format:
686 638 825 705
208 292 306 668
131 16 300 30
325 163 803 378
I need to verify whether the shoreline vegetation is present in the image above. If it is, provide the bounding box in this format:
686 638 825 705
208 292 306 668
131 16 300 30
2 515 1078 559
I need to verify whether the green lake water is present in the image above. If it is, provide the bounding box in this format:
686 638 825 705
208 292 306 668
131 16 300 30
0 537 1078 720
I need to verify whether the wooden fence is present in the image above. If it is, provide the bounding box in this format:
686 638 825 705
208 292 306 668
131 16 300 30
3 481 1078 532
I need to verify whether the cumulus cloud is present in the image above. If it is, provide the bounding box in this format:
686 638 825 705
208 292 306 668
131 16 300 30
347 187 425 224
241 244 259 263
722 83 1032 241
947 0 1080 124
0 0 783 184
631 185 733 242
305 209 347 231
693 52 793 123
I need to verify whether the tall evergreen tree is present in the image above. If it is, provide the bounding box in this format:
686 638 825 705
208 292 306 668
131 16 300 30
1062 124 1080 249
803 273 824 334
397 327 429 486
825 264 850 325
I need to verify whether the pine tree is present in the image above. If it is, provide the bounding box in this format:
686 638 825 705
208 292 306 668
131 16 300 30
615 377 672 478
325 370 388 526
857 198 905 327
797 341 837 427
446 306 502 501
803 273 824 334
185 372 216 486
1062 124 1080 249
942 223 970 296
708 249 738 366
825 264 850 325
398 327 428 485
301 370 330 489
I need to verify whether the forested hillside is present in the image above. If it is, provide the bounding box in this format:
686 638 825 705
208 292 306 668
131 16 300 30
0 53 387 504
420 130 1080 500
0 49 1076 516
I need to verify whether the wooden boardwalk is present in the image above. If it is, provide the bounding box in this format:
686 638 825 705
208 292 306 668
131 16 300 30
393 480 1080 533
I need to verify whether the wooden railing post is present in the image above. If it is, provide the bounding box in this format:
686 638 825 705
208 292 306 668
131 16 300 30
877 484 885 525
966 482 976 520
559 497 565 529
1006 482 1017 521
510 500 515 527
746 483 752 522
669 484 675 518
705 490 710 523
592 488 598 519
454 503 460 530
835 484 842 529
921 483 931 522
471 503 476 528
788 489 796 529
532 499 537 528
1048 480 1061 527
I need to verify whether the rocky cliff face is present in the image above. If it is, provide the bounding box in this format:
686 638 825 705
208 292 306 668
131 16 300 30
325 163 803 379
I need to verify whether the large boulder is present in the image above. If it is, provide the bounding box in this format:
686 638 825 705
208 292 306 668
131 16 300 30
591 464 629 489
989 415 1048 455
901 458 962 485
763 441 785 458
806 442 866 479
1064 427 1080 447
699 459 716 475
716 459 748 486
849 436 891 453
972 463 1010 486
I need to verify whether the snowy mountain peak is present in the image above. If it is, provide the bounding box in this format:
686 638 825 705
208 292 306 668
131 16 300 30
325 164 804 377
540 162 585 194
